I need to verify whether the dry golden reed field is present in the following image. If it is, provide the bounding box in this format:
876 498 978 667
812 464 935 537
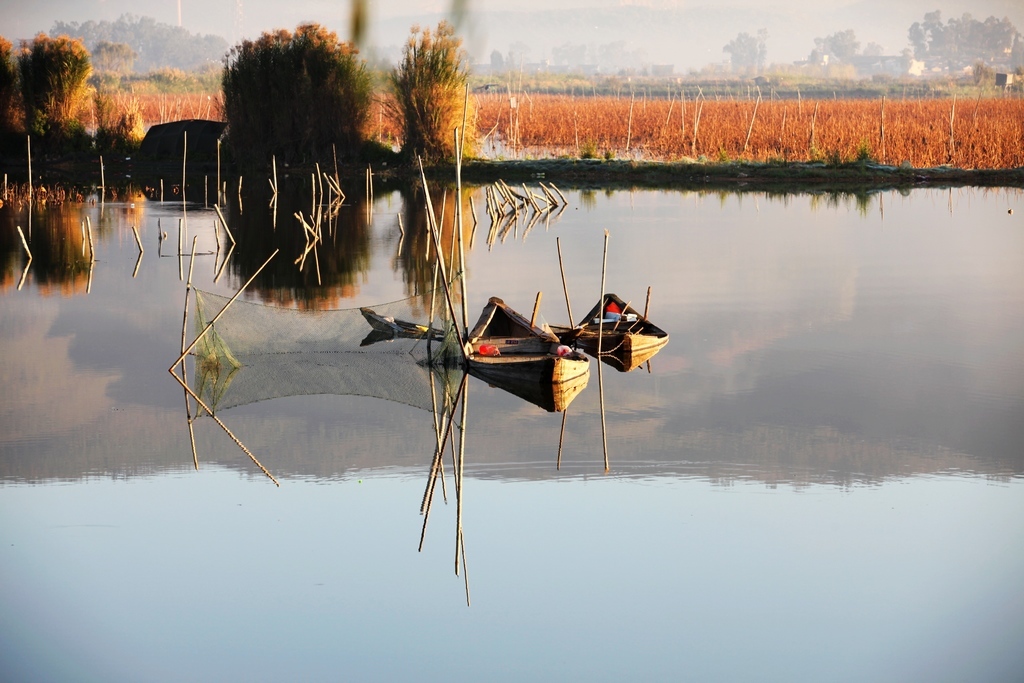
474 93 1024 169
124 90 1023 169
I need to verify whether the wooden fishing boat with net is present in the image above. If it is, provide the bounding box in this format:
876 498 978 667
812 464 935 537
359 307 446 346
551 293 669 372
465 297 590 411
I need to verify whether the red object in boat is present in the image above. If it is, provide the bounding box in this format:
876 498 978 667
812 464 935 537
605 300 621 314
478 344 501 357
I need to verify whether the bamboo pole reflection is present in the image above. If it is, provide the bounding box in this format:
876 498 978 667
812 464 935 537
169 250 281 486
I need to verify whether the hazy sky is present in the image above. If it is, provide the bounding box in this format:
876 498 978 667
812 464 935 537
3 0 1023 68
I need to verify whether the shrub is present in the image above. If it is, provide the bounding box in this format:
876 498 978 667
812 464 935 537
18 34 92 150
0 37 21 138
222 23 372 167
95 92 144 153
389 21 474 162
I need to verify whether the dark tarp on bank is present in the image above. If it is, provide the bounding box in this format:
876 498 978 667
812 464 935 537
138 119 226 160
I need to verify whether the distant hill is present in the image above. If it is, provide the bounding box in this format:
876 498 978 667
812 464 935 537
51 14 228 73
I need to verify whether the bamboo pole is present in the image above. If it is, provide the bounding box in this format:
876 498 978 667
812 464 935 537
742 95 760 155
216 140 221 207
419 158 467 356
85 216 95 262
16 225 31 260
214 205 235 245
27 136 31 204
548 182 567 204
598 230 609 472
455 124 470 336
182 130 187 211
530 291 543 327
169 249 279 370
557 408 568 470
17 258 30 291
99 155 105 199
168 370 280 486
643 285 652 319
131 225 144 255
556 237 574 325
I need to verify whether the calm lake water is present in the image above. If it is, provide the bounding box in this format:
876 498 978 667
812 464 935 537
1 180 1023 682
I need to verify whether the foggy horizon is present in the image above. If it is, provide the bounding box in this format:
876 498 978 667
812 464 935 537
2 0 1023 71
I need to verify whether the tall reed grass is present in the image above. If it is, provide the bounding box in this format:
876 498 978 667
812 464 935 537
389 21 474 162
475 93 1024 169
18 34 92 151
222 23 372 167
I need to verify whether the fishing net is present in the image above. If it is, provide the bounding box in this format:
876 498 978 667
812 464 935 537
192 288 464 414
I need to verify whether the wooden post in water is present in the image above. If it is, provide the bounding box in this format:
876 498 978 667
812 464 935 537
556 237 574 325
26 136 32 204
598 230 610 472
16 226 31 260
216 140 221 207
99 155 105 201
182 130 187 210
643 286 652 319
530 291 543 327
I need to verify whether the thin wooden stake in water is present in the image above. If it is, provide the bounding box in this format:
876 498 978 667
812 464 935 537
556 237 574 325
643 286 652 319
99 155 105 200
182 130 187 211
530 291 543 327
16 225 31 260
131 225 144 255
557 409 568 470
85 216 96 262
27 136 32 204
216 140 221 207
598 230 610 472
170 249 280 370
214 205 235 245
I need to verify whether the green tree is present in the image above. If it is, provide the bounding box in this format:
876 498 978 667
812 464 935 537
908 11 1020 64
811 29 860 62
222 23 373 167
389 21 472 162
92 41 136 73
18 34 92 150
724 30 768 72
53 15 227 72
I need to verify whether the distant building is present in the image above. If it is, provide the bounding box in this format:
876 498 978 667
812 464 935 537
996 73 1015 87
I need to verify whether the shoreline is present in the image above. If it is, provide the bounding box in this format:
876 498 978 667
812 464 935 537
5 156 1024 194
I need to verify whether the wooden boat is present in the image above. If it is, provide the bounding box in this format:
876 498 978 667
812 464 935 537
465 297 590 410
359 307 445 346
551 293 669 372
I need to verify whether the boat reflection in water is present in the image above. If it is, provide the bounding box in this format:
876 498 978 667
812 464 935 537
552 292 669 372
